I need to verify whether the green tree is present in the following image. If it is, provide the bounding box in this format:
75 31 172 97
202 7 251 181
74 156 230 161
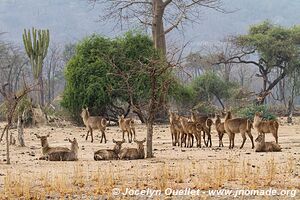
222 21 300 104
191 71 237 110
62 32 175 157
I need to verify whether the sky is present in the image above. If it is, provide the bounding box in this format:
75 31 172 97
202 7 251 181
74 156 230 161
0 0 299 49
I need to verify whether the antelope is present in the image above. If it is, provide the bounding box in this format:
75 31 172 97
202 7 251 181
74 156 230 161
169 111 182 146
35 134 70 159
94 139 125 160
119 138 146 160
224 111 254 149
118 115 136 143
191 112 213 147
46 138 79 161
253 112 279 144
255 134 281 152
215 115 226 147
81 108 107 143
179 116 194 147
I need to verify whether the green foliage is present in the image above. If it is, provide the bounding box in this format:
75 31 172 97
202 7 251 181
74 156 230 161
61 32 169 120
236 104 277 120
22 27 50 79
191 71 238 102
236 21 300 72
193 102 218 115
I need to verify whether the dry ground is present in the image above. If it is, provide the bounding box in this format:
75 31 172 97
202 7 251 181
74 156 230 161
0 118 299 199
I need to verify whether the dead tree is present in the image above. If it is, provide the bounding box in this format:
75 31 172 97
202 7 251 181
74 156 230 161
88 0 226 55
0 83 36 164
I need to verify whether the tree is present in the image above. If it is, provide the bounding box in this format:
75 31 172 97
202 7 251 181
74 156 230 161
0 82 36 164
88 0 225 55
62 32 175 157
191 71 237 110
220 21 300 104
23 28 50 106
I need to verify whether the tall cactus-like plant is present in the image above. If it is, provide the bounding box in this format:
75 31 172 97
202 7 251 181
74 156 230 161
22 28 49 106
22 27 49 79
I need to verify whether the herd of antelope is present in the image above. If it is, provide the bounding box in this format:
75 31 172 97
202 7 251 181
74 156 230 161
169 110 281 152
34 108 144 161
34 108 282 162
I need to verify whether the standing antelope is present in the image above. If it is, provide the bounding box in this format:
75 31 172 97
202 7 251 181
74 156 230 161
179 116 194 147
255 134 281 152
169 111 181 146
119 138 146 160
215 115 226 147
224 111 254 149
94 139 125 160
80 108 107 143
46 138 79 161
253 112 279 144
118 115 136 143
191 112 213 147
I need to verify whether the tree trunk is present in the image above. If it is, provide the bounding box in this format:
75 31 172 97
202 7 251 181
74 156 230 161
17 114 25 147
6 123 10 164
39 75 45 106
152 0 166 55
146 121 153 158
133 109 146 123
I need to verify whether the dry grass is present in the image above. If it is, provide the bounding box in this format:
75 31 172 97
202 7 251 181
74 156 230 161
0 123 299 199
0 157 297 199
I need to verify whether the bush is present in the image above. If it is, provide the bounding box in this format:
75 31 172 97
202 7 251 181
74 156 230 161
236 105 277 120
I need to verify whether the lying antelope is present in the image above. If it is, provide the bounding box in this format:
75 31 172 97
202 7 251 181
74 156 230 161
94 139 125 160
118 115 136 143
35 133 70 159
46 138 79 161
119 138 146 160
253 112 279 144
215 115 226 147
255 134 281 152
81 108 107 143
224 111 254 149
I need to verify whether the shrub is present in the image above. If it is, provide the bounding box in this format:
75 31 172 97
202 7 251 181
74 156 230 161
236 105 277 120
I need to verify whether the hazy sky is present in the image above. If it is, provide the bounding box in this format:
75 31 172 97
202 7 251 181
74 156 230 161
0 0 299 49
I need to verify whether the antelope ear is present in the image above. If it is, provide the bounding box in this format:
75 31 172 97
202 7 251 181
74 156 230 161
35 134 41 139
46 133 50 137
112 139 116 143
68 138 72 143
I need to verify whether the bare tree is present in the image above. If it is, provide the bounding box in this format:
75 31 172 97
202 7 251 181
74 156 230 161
88 0 226 55
44 44 65 103
0 82 36 164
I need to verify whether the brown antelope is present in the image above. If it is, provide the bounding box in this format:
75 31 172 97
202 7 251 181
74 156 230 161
253 112 279 144
94 139 125 160
35 134 70 159
191 112 213 147
118 115 136 143
46 138 79 161
169 111 182 146
80 108 107 143
119 138 146 160
224 111 254 149
215 115 226 147
255 134 281 152
179 116 194 147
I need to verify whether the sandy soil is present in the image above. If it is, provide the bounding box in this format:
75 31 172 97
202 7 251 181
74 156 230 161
0 119 299 199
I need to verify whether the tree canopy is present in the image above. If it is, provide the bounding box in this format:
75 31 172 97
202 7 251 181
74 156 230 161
224 21 300 104
61 32 174 122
